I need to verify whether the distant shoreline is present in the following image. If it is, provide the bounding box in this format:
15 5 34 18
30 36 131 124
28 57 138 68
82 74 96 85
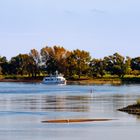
1 77 140 85
0 79 41 83
0 78 121 85
67 79 121 85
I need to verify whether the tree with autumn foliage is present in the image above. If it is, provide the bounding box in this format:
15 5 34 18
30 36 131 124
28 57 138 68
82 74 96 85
1 45 140 80
40 46 70 75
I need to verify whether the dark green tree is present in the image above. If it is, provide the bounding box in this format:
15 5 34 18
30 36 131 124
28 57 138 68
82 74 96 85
66 49 91 78
65 52 77 78
10 54 36 76
104 53 126 77
131 57 140 74
90 58 105 77
0 56 9 75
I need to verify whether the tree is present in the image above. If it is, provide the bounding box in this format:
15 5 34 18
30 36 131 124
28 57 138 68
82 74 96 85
0 56 9 75
10 54 36 76
65 52 77 78
40 46 70 74
90 58 105 77
104 53 126 77
10 55 21 75
131 57 140 76
29 49 41 77
125 56 132 75
66 49 91 78
131 57 140 70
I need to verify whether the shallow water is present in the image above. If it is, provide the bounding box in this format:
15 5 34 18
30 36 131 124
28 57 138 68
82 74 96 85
0 82 140 140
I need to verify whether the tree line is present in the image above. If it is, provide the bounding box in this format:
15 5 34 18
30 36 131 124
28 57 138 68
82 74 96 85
0 46 140 79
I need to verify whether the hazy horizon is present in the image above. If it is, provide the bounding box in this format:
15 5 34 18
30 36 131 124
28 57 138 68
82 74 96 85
0 0 140 59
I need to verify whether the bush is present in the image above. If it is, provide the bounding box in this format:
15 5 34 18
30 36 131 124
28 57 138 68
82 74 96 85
136 99 140 105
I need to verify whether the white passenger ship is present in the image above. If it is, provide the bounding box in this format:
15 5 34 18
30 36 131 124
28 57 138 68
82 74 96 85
42 72 66 85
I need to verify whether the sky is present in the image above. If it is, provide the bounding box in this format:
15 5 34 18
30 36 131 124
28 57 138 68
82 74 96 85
0 0 140 59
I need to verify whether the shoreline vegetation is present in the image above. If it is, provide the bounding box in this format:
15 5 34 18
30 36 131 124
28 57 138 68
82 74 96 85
1 75 140 84
118 105 140 115
1 46 140 84
118 99 140 115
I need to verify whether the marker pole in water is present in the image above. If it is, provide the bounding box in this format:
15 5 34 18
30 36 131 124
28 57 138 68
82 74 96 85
90 88 93 96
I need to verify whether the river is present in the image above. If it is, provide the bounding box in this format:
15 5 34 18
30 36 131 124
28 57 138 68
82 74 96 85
0 82 140 140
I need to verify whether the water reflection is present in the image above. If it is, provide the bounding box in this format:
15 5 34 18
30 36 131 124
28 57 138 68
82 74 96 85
0 95 92 113
41 95 92 112
0 92 139 115
1 83 140 140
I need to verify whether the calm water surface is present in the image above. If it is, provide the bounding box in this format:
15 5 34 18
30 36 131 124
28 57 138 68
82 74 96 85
0 82 140 140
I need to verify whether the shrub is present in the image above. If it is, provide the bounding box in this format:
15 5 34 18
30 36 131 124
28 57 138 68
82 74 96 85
136 99 140 105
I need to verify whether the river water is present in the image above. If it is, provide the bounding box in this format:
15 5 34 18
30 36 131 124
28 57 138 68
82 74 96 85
0 82 140 140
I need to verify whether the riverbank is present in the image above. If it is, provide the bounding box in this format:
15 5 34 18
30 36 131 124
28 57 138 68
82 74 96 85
1 76 140 85
118 104 140 115
0 77 121 84
68 78 121 85
0 78 41 83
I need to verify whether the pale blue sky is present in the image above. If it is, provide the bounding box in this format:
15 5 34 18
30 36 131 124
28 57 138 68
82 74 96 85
0 0 140 59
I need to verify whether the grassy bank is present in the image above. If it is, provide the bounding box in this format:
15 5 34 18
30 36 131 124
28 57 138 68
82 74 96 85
1 75 140 84
68 77 121 85
68 75 140 84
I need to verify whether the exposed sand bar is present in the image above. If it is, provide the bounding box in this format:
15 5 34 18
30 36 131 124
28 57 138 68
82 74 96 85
42 118 114 123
